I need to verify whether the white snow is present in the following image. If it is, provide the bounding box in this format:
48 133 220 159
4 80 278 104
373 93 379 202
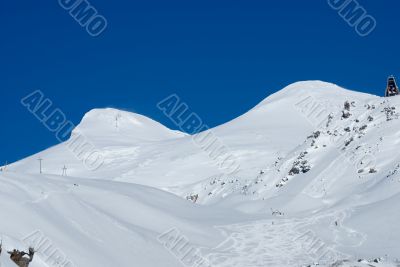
2 81 400 266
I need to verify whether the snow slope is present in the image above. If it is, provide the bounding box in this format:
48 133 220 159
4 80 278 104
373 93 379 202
0 171 242 267
3 81 400 266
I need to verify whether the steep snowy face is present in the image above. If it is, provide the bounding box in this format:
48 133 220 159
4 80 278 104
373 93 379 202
72 108 187 145
181 81 391 205
199 81 377 182
212 81 375 148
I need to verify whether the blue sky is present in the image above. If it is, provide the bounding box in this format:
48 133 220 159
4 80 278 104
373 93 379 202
1 0 399 164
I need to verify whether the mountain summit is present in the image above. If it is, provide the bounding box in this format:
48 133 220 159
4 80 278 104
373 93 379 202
73 107 187 143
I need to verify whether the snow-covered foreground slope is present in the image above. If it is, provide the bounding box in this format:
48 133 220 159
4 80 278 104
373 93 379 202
3 81 400 266
0 171 244 267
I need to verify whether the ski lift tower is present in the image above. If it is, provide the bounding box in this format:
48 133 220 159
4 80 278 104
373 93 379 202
385 75 400 97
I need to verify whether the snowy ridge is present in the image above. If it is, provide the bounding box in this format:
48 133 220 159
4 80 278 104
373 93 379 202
3 81 400 266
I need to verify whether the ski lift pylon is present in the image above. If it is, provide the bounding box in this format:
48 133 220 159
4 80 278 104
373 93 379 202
385 75 400 97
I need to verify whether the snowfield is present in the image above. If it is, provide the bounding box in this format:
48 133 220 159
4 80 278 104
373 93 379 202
2 81 400 266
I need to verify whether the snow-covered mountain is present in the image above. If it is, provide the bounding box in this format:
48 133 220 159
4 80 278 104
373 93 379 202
2 81 400 266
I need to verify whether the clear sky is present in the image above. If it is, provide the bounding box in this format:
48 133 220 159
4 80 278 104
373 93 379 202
1 0 399 164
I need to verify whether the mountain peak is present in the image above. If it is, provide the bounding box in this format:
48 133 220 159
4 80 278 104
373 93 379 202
73 108 186 144
255 80 379 109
